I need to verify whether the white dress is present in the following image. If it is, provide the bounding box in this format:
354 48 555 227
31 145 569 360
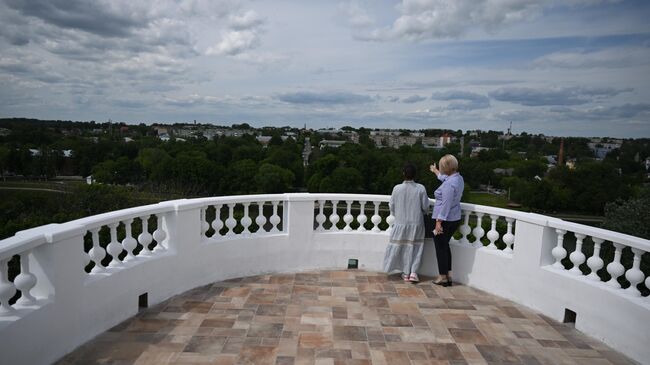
382 181 430 274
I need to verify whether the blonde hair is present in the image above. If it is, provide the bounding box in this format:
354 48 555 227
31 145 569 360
439 154 459 175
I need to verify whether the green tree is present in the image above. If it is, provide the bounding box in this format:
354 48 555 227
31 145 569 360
254 163 294 193
602 187 650 239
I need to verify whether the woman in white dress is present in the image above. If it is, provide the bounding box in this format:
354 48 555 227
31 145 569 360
383 163 430 282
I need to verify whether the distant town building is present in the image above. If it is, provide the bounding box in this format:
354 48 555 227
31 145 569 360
319 140 347 149
470 146 490 157
368 130 449 149
566 159 577 170
493 168 514 176
588 139 622 159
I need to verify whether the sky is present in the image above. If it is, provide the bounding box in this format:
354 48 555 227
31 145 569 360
0 0 649 137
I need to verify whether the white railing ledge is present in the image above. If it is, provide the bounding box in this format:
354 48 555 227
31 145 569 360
292 193 390 202
549 218 650 252
176 194 288 211
458 202 549 226
0 233 47 261
70 200 178 230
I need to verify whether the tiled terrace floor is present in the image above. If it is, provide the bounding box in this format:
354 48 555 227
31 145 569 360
56 270 637 365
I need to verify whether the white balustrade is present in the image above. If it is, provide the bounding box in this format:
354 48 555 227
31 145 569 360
329 200 340 231
241 203 252 235
200 208 210 238
472 213 485 248
386 212 395 233
606 243 625 289
14 252 37 305
212 204 224 236
503 217 515 253
486 214 499 250
371 202 381 232
225 204 237 236
1 193 649 365
0 259 16 314
121 219 138 262
270 201 281 233
137 216 153 256
106 223 123 267
624 248 645 297
357 201 367 232
199 198 286 239
586 238 604 281
552 229 567 269
569 233 586 275
88 228 105 273
458 211 471 244
343 200 354 232
255 202 267 233
152 214 167 251
315 200 326 231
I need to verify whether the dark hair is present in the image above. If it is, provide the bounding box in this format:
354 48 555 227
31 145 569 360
403 163 416 180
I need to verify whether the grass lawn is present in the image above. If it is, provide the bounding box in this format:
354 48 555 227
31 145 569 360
464 191 512 209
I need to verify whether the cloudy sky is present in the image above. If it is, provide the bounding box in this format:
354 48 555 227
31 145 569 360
1 0 649 137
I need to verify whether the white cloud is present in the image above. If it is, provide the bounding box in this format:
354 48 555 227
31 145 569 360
229 10 265 30
207 30 260 56
206 9 267 57
348 0 622 41
533 46 650 69
489 86 631 106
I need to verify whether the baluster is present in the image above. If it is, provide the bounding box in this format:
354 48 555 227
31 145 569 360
255 201 267 233
152 215 167 252
586 238 604 281
606 243 625 289
122 219 138 262
386 204 395 233
137 215 153 255
569 233 586 275
0 258 16 314
106 223 123 267
315 200 326 231
624 248 645 297
225 204 237 236
88 228 106 273
357 201 367 232
329 200 340 231
343 200 354 232
241 203 252 235
212 204 224 236
200 207 210 238
502 218 515 253
371 201 381 233
270 201 281 233
552 229 567 269
458 211 471 244
14 251 37 305
472 213 485 248
646 276 650 302
486 215 499 250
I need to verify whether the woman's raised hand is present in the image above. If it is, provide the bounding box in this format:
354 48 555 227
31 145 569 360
430 163 440 176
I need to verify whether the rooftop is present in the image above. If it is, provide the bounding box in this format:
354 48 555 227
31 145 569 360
0 193 647 365
55 270 635 365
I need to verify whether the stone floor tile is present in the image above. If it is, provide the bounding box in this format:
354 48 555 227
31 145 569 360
333 326 367 341
54 270 639 365
236 345 277 365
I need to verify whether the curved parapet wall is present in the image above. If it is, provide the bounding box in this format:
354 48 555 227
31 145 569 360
0 193 648 364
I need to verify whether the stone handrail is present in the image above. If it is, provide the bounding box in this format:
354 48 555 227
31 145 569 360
0 193 648 365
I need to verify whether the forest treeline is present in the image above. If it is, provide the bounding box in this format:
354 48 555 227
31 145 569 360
1 118 649 239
